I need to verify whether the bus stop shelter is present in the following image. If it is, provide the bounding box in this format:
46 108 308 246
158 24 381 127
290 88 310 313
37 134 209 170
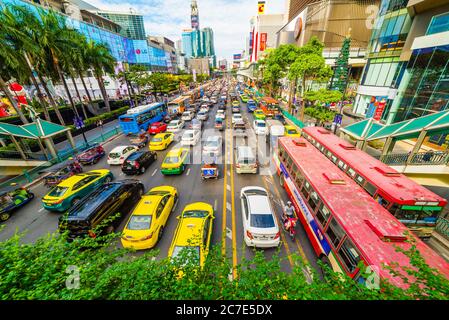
0 119 75 160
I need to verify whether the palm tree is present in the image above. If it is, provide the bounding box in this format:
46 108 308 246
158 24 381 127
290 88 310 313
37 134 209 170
70 33 94 107
84 40 115 112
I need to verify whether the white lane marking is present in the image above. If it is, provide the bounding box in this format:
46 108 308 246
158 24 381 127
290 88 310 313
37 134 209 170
119 172 124 176
186 168 191 175
214 199 218 211
226 184 231 191
264 177 273 184
227 171 230 176
226 227 232 240
30 182 43 190
226 201 231 211
151 168 157 176
38 207 45 213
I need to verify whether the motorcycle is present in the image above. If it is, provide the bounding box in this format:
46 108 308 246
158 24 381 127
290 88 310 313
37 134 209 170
281 208 298 240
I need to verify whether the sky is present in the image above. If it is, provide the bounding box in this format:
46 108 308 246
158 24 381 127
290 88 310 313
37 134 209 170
87 0 286 61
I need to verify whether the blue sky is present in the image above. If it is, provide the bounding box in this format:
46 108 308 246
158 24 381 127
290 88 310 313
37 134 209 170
88 0 285 61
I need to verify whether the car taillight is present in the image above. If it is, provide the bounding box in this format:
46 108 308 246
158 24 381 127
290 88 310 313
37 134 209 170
246 230 253 239
120 156 124 160
274 232 280 240
134 161 140 169
141 232 153 241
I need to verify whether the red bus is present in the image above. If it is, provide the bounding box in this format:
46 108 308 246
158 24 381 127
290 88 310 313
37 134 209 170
274 137 449 287
302 127 447 239
259 97 280 118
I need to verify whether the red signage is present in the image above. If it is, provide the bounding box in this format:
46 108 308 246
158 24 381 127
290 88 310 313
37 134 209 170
373 99 387 121
260 33 267 51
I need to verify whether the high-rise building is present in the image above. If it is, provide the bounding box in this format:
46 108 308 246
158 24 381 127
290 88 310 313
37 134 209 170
182 30 193 58
191 0 200 30
249 14 285 62
191 29 203 57
202 27 215 57
94 10 146 40
148 36 179 73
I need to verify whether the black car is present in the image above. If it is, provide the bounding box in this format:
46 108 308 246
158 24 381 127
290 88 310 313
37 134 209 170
58 180 144 240
121 151 157 175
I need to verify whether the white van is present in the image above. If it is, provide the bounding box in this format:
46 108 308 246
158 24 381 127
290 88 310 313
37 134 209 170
235 146 257 174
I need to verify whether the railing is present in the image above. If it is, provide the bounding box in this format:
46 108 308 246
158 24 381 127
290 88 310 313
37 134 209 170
436 217 449 240
381 151 449 166
0 126 122 190
280 107 305 129
0 150 47 161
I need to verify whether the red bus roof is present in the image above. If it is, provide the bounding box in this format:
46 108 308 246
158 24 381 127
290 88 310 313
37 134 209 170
303 126 447 206
279 137 449 286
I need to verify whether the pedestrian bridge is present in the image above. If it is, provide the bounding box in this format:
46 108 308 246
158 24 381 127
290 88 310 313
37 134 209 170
0 150 48 175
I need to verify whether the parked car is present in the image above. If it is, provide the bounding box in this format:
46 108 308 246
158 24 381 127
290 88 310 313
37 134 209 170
148 122 167 135
240 186 280 248
167 119 185 133
58 180 144 241
181 130 201 146
42 170 113 212
121 151 157 175
202 136 222 156
121 186 178 250
107 146 139 165
168 202 214 268
77 144 105 165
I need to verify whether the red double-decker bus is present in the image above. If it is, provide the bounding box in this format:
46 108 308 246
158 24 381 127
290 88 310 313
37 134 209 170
302 126 447 240
274 137 449 287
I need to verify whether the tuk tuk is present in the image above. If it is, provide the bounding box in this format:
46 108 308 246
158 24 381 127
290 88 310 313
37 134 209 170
77 144 105 165
0 184 34 221
41 158 83 188
129 131 149 149
215 118 224 131
201 154 219 180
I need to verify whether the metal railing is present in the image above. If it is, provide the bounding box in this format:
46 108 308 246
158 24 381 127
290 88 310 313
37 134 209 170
0 126 122 190
436 217 449 240
381 151 449 166
0 150 47 161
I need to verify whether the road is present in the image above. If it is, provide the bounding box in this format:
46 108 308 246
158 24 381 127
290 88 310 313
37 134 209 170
0 92 320 276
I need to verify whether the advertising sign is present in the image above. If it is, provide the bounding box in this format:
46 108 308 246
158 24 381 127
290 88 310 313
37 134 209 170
366 96 387 119
260 33 267 51
233 54 242 60
373 99 387 121
258 1 265 15
249 31 254 55
133 40 150 64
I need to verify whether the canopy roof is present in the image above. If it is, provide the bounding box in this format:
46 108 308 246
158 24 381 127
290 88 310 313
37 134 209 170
341 110 449 141
0 120 69 140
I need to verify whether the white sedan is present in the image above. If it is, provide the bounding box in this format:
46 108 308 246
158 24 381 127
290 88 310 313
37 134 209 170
216 110 226 120
107 145 138 165
232 113 243 124
253 120 268 135
181 130 201 146
240 186 280 248
167 119 185 133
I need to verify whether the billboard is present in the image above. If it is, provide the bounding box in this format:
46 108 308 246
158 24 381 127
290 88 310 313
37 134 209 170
366 96 387 120
233 54 242 60
133 40 150 64
260 33 267 51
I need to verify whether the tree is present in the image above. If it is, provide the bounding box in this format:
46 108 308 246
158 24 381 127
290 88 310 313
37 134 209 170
330 35 351 95
304 89 343 105
288 37 333 120
84 41 116 112
1 231 448 300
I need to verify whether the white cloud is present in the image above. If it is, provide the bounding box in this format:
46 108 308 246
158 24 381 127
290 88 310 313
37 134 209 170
85 0 285 61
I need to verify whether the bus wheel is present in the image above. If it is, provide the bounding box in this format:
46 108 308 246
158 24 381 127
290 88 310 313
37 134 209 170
279 173 285 187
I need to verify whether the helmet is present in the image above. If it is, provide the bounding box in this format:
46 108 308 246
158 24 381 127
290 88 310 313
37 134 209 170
287 201 292 206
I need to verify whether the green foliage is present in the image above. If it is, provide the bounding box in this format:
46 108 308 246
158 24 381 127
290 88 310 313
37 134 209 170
305 106 337 123
304 89 343 104
0 230 448 300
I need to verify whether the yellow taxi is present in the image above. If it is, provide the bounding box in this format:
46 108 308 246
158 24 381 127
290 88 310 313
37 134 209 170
42 170 113 212
149 133 174 151
253 109 266 120
121 186 178 250
161 148 189 175
168 202 214 268
232 100 239 107
284 125 301 137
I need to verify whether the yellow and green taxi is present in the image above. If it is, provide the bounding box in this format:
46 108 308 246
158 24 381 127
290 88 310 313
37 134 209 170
121 186 178 250
168 202 214 268
232 100 240 107
150 132 174 151
161 148 189 175
253 109 266 120
42 169 113 212
284 125 301 137
240 94 249 103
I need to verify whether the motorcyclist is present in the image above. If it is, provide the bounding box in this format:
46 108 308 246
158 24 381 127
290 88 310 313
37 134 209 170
283 201 295 224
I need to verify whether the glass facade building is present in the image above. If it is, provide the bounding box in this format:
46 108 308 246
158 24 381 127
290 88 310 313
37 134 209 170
96 12 146 40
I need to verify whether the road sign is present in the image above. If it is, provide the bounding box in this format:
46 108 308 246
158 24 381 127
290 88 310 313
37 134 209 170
74 116 84 129
333 113 343 125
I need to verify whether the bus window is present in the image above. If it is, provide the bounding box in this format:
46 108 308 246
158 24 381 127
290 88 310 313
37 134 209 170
347 167 357 178
326 218 345 248
279 148 285 161
286 156 293 170
307 190 321 212
364 182 377 196
291 163 298 180
120 117 134 122
337 238 361 273
355 174 365 186
316 203 331 228
326 150 332 158
301 181 311 199
331 155 338 163
375 194 390 208
295 170 305 188
395 209 419 222
337 160 347 170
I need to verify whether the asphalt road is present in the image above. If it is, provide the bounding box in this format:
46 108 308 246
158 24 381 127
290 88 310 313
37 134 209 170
0 91 320 276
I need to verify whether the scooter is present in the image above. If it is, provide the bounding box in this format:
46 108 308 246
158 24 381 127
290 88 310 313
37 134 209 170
281 210 298 241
